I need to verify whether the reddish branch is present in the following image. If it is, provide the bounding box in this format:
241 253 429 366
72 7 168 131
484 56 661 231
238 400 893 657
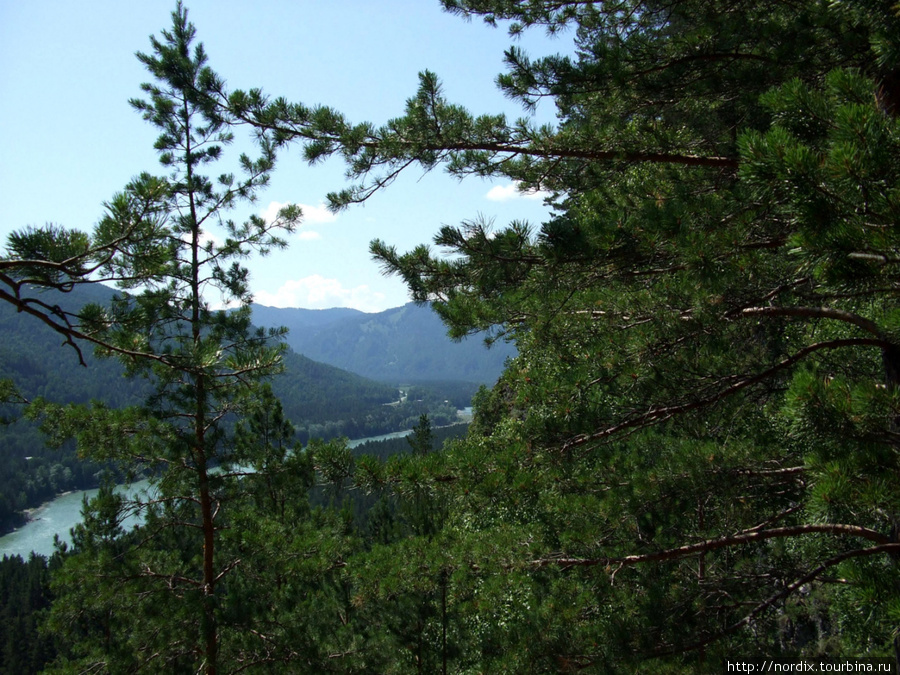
652 542 900 657
229 103 739 171
529 523 891 569
415 140 739 169
562 337 888 452
741 306 884 338
0 284 91 365
733 466 806 478
630 51 775 79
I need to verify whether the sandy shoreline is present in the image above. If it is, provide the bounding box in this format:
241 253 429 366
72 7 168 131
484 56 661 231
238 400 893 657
16 490 76 529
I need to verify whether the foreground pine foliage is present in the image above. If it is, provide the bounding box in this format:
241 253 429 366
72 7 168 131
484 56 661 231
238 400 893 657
2 1 899 672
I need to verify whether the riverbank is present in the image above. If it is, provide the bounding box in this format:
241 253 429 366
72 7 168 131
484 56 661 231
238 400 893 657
0 418 470 558
2 490 77 540
1 484 124 540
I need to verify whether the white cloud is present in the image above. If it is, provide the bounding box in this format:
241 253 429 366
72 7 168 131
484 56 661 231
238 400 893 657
255 275 387 312
300 202 338 224
485 181 551 202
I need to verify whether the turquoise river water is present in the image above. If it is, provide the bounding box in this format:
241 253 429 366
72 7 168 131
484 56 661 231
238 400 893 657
0 429 414 558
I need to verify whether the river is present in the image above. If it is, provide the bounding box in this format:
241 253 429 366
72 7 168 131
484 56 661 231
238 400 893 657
0 429 417 559
0 480 154 559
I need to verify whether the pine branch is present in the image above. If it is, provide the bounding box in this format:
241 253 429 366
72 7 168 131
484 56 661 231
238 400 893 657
740 306 884 338
529 523 892 570
562 338 888 451
651 542 900 657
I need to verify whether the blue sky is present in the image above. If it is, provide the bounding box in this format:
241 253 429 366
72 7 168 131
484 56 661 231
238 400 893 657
1 2 566 312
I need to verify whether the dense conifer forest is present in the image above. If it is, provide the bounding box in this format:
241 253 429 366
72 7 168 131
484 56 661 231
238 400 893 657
2 0 900 672
0 422 469 673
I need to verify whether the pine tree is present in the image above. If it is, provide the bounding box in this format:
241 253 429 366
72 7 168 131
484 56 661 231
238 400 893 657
233 0 900 668
13 4 300 672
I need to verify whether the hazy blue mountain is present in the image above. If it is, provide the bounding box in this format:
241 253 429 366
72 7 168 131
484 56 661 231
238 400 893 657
0 287 397 416
249 304 364 334
0 287 488 435
249 302 516 384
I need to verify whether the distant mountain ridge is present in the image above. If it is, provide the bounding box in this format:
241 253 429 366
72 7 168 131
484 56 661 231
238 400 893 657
249 305 365 333
0 288 471 534
249 302 516 384
0 285 400 427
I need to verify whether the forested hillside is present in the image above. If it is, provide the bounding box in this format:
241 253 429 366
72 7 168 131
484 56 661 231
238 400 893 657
0 286 150 532
248 303 364 333
1 0 899 673
251 301 516 384
0 285 148 405
0 285 402 418
0 285 459 534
